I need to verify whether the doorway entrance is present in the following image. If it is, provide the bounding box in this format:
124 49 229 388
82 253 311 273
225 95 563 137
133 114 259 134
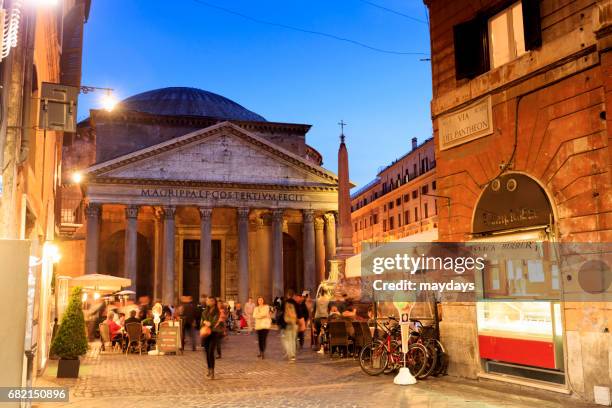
471 173 563 385
283 233 298 294
182 239 222 300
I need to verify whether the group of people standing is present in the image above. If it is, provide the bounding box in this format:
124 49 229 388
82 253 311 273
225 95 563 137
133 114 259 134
197 289 357 379
199 295 273 379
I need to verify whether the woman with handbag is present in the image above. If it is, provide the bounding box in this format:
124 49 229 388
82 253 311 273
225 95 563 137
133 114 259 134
200 296 222 379
252 296 272 359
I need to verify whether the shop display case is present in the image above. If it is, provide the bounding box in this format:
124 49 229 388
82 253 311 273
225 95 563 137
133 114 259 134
477 301 563 370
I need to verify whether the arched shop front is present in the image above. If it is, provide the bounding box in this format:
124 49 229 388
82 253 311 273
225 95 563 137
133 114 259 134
470 173 565 385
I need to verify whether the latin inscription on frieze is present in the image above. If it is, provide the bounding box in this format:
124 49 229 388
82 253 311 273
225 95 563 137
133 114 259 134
140 188 305 202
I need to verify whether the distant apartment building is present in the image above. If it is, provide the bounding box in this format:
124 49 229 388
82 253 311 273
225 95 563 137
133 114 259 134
350 137 437 253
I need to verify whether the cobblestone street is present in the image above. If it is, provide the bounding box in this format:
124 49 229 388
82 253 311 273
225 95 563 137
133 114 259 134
35 331 596 408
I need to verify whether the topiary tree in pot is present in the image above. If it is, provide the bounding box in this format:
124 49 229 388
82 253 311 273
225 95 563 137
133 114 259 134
50 286 88 378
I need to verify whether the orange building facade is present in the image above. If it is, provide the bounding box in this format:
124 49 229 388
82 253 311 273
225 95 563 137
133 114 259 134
0 0 90 379
425 0 612 402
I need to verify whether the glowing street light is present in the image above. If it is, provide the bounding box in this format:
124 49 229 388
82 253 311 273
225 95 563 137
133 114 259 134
43 242 61 264
71 171 83 184
101 91 118 112
80 85 117 112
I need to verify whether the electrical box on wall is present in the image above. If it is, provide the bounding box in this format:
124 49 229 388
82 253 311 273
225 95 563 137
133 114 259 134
39 82 79 132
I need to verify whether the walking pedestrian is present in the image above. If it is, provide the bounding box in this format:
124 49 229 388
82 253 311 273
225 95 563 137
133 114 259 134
201 296 222 379
253 296 272 358
180 295 198 351
244 297 256 334
281 290 298 362
273 297 282 324
313 290 330 349
296 293 309 348
216 300 227 358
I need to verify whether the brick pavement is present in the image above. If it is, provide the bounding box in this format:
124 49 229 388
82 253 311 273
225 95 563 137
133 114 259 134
35 330 597 408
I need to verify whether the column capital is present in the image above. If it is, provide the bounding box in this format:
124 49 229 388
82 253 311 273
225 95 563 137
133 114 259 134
323 212 335 224
314 217 325 230
302 209 315 224
198 206 213 219
237 207 250 220
125 205 139 219
271 208 284 223
162 205 176 219
85 202 101 218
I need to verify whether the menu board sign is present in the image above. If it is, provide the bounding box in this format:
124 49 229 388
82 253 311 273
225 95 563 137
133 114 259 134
158 326 180 353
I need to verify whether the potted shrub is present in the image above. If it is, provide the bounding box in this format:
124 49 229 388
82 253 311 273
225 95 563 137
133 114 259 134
50 286 88 378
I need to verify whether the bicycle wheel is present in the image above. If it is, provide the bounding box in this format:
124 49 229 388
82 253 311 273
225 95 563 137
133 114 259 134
384 340 403 375
430 339 448 376
419 339 439 379
359 341 388 376
406 343 429 378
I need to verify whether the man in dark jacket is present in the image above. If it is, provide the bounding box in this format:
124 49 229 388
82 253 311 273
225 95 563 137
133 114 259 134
124 309 141 325
180 296 198 351
295 293 309 348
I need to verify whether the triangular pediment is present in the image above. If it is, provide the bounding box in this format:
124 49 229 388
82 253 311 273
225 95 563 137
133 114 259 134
85 122 337 187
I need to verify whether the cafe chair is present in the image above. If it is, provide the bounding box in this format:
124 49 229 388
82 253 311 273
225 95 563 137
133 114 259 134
352 322 366 358
327 321 353 358
125 322 145 355
99 323 121 353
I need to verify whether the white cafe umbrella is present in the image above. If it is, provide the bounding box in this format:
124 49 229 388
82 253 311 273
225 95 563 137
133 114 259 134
70 274 131 292
115 290 136 296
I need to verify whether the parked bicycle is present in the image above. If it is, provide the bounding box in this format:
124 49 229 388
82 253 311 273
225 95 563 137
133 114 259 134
359 316 428 377
408 318 448 379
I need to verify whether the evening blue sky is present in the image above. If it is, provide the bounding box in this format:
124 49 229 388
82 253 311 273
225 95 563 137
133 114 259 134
79 0 432 189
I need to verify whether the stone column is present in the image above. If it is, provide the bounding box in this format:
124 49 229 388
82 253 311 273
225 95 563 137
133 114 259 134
162 206 176 305
237 207 250 303
256 215 272 302
324 213 336 262
124 205 139 292
271 209 284 298
85 203 101 274
302 210 316 293
153 208 164 301
199 207 213 300
314 217 325 284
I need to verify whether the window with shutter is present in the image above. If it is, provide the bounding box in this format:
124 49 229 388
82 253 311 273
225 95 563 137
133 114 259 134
453 16 489 80
522 0 541 50
453 0 541 78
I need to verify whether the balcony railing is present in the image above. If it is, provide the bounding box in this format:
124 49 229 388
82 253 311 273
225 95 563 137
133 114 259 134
60 198 84 225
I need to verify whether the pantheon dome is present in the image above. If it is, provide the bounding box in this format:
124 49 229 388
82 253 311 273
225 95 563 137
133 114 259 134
116 86 266 122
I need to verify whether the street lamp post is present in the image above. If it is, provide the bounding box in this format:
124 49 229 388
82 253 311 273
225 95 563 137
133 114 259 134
80 85 118 112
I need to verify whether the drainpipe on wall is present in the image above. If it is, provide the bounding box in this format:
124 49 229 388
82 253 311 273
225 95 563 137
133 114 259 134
17 3 35 165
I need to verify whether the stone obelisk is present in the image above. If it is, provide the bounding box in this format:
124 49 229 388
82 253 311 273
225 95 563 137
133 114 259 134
335 121 354 260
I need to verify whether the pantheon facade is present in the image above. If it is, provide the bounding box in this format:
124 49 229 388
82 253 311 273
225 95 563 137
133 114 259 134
62 87 339 305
